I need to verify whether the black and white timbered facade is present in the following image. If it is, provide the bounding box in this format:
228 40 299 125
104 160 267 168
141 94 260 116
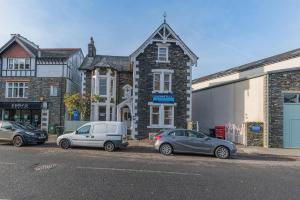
0 34 83 131
80 21 198 138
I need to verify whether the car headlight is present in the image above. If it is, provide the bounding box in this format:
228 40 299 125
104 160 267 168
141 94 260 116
25 131 35 136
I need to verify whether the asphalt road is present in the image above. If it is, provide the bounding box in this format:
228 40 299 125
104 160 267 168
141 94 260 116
0 142 300 200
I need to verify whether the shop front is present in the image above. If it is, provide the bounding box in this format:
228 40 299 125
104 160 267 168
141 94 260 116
0 102 43 128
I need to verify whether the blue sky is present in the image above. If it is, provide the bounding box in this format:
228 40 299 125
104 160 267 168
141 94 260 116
1 0 300 79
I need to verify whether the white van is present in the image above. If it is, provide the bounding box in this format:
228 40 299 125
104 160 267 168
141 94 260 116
57 121 128 151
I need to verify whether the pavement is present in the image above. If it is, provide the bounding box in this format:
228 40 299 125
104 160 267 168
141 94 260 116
0 135 300 200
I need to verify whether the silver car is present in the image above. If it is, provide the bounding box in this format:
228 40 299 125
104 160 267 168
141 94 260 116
154 129 237 159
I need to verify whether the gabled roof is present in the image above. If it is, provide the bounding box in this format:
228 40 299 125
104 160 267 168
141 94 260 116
130 22 198 65
80 55 131 72
193 48 300 84
0 34 82 60
0 34 39 57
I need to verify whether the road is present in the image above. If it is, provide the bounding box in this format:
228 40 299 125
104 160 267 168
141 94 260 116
0 142 300 200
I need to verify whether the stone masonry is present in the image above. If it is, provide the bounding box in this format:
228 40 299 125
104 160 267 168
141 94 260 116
268 70 300 147
136 42 190 137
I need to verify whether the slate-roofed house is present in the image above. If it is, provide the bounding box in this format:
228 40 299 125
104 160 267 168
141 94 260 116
0 34 83 131
80 20 198 138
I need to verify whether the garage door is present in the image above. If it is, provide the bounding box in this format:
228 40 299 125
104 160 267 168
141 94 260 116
283 93 300 148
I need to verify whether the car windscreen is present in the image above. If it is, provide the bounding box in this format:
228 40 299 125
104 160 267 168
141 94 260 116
11 122 28 130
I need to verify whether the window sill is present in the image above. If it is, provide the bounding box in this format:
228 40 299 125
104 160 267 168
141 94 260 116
156 60 170 64
147 125 176 129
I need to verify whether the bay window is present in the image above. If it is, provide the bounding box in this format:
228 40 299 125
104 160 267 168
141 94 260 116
6 82 29 98
152 69 173 93
149 104 175 128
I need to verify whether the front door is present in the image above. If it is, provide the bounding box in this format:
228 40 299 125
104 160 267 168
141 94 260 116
284 103 300 148
122 108 131 130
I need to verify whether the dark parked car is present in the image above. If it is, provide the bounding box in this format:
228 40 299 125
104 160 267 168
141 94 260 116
154 129 237 159
0 121 48 147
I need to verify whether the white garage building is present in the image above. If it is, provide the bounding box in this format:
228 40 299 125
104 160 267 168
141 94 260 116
192 48 300 148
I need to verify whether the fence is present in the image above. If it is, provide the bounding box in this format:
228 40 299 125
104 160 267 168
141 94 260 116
192 121 246 145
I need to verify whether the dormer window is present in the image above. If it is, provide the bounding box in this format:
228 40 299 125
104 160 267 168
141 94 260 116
156 43 170 63
8 58 30 70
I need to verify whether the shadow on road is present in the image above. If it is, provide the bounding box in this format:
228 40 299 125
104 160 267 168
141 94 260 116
2 141 296 162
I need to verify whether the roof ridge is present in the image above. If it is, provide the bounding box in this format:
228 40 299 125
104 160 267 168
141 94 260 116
193 47 300 84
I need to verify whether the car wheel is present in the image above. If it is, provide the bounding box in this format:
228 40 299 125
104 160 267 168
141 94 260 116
215 146 230 159
104 141 115 152
159 143 173 155
13 136 23 147
60 139 70 149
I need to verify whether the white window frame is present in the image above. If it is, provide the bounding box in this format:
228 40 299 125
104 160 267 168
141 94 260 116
152 69 173 93
156 43 170 63
5 82 29 98
99 76 107 96
50 85 58 96
148 103 175 128
8 58 30 70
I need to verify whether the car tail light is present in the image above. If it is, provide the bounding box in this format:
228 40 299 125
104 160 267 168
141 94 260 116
155 135 162 140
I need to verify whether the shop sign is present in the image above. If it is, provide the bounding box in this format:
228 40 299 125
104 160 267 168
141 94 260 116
0 102 43 110
153 94 175 104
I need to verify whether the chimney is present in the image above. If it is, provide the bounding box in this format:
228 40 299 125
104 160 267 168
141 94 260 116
88 37 96 57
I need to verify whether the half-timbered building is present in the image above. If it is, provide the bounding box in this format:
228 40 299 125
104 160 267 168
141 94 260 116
0 34 83 131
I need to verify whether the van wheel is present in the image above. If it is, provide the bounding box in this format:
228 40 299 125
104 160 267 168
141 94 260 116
13 136 23 147
104 141 115 152
60 139 70 149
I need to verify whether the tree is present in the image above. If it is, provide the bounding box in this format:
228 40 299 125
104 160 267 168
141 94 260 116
64 93 100 121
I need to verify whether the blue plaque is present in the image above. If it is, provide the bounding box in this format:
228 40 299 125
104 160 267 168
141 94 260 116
250 124 262 133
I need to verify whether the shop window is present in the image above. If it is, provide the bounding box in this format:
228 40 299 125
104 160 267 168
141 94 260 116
6 82 28 98
152 70 172 93
284 93 300 103
50 86 58 96
99 77 107 96
150 105 174 127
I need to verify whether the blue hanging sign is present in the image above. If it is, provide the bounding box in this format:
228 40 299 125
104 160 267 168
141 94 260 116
73 110 80 121
153 94 175 104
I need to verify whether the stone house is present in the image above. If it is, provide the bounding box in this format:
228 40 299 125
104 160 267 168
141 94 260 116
80 20 198 138
192 48 300 148
0 34 83 131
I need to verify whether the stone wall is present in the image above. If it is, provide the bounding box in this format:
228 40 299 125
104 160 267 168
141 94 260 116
135 42 190 137
268 70 300 147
